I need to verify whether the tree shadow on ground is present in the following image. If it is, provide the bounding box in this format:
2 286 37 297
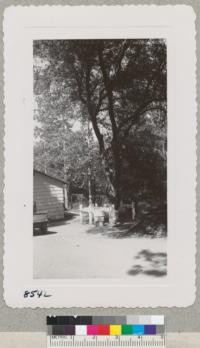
86 221 166 239
86 199 167 239
86 223 130 239
128 249 167 277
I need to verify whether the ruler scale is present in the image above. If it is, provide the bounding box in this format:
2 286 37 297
47 316 166 348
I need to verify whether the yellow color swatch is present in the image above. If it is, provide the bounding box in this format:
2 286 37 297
110 325 122 336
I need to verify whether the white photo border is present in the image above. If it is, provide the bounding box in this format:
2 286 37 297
3 5 196 308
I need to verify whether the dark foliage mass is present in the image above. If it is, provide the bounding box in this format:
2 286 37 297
33 39 167 231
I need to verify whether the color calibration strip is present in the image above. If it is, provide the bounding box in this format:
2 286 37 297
47 316 165 347
47 315 165 336
49 323 165 336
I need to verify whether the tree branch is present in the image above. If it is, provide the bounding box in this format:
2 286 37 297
73 67 87 104
120 101 166 140
85 62 105 154
98 43 118 138
94 88 107 115
114 40 130 78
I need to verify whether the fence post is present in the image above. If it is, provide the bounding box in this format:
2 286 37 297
88 205 93 225
131 201 136 220
79 204 83 224
109 204 118 226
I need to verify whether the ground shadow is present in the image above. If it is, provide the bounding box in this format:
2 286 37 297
128 249 167 277
86 223 131 239
33 229 58 237
48 212 78 227
65 211 79 221
86 220 166 239
85 200 167 239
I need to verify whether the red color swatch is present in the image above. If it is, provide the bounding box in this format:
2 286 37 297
97 325 110 335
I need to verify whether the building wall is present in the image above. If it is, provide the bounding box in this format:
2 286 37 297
33 172 64 220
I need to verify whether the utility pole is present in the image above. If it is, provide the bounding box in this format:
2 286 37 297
87 119 92 206
62 121 68 210
43 141 47 174
87 119 93 224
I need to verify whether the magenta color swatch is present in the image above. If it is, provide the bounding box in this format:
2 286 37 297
87 325 98 335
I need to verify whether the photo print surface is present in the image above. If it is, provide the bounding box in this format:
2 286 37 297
3 5 195 307
33 39 167 279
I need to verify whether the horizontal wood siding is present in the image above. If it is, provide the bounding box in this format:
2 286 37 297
34 172 64 220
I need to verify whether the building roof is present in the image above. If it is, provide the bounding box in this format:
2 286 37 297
34 169 67 184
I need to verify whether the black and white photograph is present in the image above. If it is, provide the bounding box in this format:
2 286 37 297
4 5 196 307
33 39 167 279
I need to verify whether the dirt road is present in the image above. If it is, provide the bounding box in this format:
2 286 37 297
33 214 167 279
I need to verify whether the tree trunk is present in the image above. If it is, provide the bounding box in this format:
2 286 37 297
111 138 122 212
85 52 122 216
98 44 122 214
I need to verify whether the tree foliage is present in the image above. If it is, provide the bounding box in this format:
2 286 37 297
33 39 167 213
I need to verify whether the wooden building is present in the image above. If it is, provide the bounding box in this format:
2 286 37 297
33 169 67 221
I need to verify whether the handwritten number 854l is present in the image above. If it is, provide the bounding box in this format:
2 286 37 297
24 290 52 298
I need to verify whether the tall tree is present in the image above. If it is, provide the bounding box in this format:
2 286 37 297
33 39 167 211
